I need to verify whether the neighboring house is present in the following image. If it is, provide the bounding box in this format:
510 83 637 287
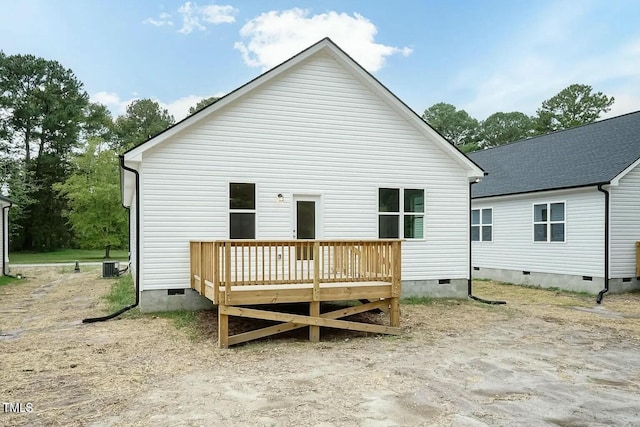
469 111 640 297
1 195 13 275
120 38 484 312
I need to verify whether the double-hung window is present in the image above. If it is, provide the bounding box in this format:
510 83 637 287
534 202 565 242
471 208 492 241
378 188 424 239
229 183 255 239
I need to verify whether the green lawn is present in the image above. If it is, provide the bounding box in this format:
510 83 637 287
10 249 129 264
0 275 21 286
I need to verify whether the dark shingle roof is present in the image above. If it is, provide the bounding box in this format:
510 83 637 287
0 195 13 205
468 111 640 198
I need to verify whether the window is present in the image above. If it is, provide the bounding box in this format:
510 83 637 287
534 202 565 242
471 208 492 242
229 183 255 239
378 188 424 239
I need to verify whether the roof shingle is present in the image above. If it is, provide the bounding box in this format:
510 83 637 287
469 111 640 198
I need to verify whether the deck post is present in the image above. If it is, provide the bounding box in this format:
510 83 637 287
390 241 401 327
218 306 229 348
313 241 320 301
213 242 220 304
310 241 321 342
224 241 232 305
310 301 320 342
636 241 640 277
189 242 196 290
200 242 206 295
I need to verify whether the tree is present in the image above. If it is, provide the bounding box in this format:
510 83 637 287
479 112 534 148
113 99 174 152
535 84 615 134
422 103 479 151
188 96 219 115
0 52 90 250
82 102 114 141
54 138 128 250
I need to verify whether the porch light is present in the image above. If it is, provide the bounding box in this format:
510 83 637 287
277 193 284 202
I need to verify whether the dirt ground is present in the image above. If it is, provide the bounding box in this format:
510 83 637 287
1 267 640 426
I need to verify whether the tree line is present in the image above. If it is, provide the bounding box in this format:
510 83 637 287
0 51 615 252
0 51 218 252
423 84 614 153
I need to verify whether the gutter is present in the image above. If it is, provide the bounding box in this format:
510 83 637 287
83 156 140 323
2 200 12 276
596 184 610 304
468 180 506 305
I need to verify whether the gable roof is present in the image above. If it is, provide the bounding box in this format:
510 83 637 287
469 111 640 199
123 37 483 178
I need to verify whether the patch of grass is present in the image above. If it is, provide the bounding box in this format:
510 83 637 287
494 281 593 297
11 249 129 264
402 296 433 305
103 274 203 339
152 310 202 341
0 275 21 286
103 273 137 312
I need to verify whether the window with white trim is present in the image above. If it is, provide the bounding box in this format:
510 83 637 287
229 183 255 239
471 208 492 241
534 202 565 242
378 188 424 239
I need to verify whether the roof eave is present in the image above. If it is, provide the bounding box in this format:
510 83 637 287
472 182 611 200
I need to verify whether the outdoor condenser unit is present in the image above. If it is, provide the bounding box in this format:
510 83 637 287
102 261 120 278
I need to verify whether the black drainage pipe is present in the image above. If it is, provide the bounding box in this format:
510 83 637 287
596 184 609 304
468 181 506 305
83 156 140 323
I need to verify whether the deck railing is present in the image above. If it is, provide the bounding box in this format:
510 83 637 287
190 239 401 304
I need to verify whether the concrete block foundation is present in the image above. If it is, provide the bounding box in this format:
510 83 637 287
139 289 214 313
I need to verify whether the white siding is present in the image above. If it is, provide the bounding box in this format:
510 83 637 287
610 164 640 277
137 52 471 291
472 188 604 277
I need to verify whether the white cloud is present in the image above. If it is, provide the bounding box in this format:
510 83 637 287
234 8 412 72
91 92 226 121
143 2 237 33
200 4 237 24
92 91 134 116
602 94 640 119
177 2 238 34
159 94 213 119
142 12 173 27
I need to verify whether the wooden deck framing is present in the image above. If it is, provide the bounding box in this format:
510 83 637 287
190 239 402 347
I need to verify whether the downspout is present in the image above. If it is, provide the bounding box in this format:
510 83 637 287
468 180 506 305
2 201 11 276
83 156 140 323
596 184 610 304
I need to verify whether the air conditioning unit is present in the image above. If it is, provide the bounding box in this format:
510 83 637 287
102 261 120 278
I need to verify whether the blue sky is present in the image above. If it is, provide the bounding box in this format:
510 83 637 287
1 0 639 122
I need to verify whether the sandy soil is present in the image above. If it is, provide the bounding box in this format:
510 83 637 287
1 267 640 426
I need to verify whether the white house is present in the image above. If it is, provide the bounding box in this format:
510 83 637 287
121 38 484 312
0 195 13 276
469 111 640 299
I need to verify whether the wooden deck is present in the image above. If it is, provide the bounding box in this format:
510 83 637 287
190 239 402 347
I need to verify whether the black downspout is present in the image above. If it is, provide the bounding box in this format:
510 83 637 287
596 184 610 304
2 202 11 276
83 156 140 323
468 181 506 305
